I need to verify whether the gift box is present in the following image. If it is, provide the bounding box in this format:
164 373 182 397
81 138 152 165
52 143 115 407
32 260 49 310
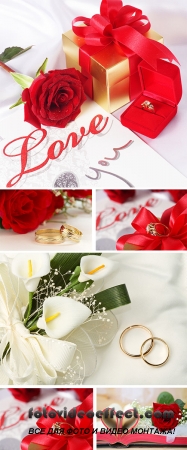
121 59 182 138
62 27 163 113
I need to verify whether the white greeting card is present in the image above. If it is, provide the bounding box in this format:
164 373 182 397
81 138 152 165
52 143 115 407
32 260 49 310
0 100 186 189
96 191 174 250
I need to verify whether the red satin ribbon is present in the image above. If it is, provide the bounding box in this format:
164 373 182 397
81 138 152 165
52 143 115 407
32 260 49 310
21 395 93 450
72 0 179 71
116 194 187 250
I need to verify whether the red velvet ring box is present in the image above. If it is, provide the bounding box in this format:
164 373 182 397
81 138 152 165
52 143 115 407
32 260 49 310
120 59 182 138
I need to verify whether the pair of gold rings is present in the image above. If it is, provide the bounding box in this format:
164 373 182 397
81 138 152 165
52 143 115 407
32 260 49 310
119 325 169 367
141 100 155 113
35 224 82 245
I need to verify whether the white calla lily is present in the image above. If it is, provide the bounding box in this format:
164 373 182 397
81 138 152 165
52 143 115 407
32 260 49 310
11 253 51 292
78 255 118 282
37 296 91 339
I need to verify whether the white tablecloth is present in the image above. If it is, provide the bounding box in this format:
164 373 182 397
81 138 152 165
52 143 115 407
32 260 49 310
0 0 187 177
85 252 187 385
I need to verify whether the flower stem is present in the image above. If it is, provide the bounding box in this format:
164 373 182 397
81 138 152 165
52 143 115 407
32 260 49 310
26 311 42 330
24 291 34 324
0 61 15 73
58 280 80 295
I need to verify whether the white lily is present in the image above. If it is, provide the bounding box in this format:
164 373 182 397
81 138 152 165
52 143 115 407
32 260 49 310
0 267 77 385
78 255 118 282
11 253 51 292
37 296 91 339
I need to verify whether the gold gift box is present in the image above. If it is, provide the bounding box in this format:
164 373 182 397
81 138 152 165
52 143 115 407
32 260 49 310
62 29 163 113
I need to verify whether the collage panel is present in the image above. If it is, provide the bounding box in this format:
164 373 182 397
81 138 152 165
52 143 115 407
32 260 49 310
96 189 187 251
0 0 187 448
0 1 186 188
0 387 93 449
0 189 93 251
96 387 187 448
0 252 186 386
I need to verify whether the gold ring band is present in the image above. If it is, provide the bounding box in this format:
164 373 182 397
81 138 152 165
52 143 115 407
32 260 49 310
60 224 82 242
146 222 170 237
119 325 154 358
141 100 155 113
140 337 169 367
35 229 64 245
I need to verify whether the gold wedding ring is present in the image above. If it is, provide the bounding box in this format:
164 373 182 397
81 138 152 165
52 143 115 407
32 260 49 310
35 224 82 244
119 325 154 358
141 100 155 113
60 224 82 242
35 229 64 245
120 325 169 367
146 222 170 237
141 337 170 367
52 422 62 432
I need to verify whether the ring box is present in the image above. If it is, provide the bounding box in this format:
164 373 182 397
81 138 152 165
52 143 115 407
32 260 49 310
120 59 182 138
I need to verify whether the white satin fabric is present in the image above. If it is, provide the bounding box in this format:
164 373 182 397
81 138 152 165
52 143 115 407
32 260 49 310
86 252 187 385
0 0 187 176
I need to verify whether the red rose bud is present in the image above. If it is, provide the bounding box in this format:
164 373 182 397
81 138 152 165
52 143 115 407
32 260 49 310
22 68 87 128
152 402 182 431
104 189 135 203
0 190 64 233
9 388 40 402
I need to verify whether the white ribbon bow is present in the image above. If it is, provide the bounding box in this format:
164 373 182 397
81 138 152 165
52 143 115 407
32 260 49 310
0 265 76 385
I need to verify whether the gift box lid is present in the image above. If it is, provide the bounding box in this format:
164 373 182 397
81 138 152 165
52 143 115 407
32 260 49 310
138 59 182 106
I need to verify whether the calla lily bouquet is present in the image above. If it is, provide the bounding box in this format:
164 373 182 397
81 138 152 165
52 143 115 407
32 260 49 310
0 253 131 385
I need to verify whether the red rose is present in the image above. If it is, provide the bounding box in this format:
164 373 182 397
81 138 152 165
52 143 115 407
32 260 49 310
0 190 64 233
22 68 86 128
104 190 135 203
9 388 40 402
67 190 92 199
152 402 182 431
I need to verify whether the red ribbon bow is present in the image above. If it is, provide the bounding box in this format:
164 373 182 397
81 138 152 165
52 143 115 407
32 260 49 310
21 394 93 450
116 194 187 250
72 0 179 70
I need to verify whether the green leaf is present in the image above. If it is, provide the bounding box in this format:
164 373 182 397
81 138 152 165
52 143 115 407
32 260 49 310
9 97 24 109
157 392 174 404
0 46 33 63
0 217 4 229
11 72 34 89
35 58 48 77
94 284 131 311
175 399 185 410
